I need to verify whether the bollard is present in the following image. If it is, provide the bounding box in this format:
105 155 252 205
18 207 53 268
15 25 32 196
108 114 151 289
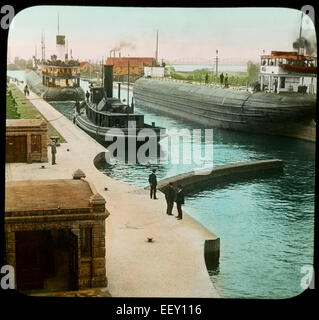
204 238 220 270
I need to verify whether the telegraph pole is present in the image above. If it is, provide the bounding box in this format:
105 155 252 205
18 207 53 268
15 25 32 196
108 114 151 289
127 59 130 106
215 50 218 76
298 11 304 55
155 30 159 66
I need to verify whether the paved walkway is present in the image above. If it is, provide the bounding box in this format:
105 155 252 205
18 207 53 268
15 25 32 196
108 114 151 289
7 82 220 298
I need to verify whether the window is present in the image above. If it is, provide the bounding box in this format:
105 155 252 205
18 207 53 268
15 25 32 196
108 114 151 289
80 228 92 257
280 77 286 88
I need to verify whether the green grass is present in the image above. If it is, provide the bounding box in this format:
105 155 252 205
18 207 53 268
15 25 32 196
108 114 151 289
6 84 66 143
170 69 251 86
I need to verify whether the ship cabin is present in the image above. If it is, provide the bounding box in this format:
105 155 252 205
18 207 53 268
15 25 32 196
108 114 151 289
85 86 145 129
41 55 81 88
260 51 317 94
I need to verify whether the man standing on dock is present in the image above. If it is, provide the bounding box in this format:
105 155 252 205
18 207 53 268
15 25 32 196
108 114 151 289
148 169 158 199
164 182 176 215
86 90 90 102
224 74 229 88
175 185 185 220
220 72 224 85
51 140 57 165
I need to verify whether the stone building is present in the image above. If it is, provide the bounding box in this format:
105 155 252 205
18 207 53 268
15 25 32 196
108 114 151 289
106 57 156 82
6 119 48 163
4 170 109 293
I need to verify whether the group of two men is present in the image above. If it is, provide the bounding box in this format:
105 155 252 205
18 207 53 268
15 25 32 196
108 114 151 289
148 169 185 220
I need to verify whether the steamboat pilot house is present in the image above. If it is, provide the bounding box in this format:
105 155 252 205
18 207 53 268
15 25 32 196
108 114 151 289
260 51 317 94
41 55 81 89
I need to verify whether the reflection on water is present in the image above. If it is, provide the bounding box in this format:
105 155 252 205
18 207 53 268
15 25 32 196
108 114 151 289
7 70 315 299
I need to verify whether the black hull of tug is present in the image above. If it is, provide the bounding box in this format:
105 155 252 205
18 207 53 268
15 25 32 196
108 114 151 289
75 113 167 148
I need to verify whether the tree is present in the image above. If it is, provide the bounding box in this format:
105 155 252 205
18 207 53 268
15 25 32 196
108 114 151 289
247 61 260 85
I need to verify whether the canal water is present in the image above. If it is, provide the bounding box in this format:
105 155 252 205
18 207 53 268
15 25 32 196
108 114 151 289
7 70 315 299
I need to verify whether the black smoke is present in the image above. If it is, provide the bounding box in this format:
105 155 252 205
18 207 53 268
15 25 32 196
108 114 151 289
293 36 316 55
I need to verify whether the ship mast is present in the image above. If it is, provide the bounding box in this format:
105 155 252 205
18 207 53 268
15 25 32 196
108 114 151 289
298 11 304 55
155 30 159 66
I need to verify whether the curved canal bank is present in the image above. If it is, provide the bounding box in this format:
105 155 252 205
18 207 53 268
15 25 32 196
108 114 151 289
6 80 220 298
7 71 315 299
96 102 315 299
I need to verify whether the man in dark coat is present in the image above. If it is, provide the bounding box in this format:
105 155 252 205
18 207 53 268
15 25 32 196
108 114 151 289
224 73 229 87
175 185 185 220
164 182 176 215
86 90 90 102
148 169 158 199
220 72 224 85
51 140 57 165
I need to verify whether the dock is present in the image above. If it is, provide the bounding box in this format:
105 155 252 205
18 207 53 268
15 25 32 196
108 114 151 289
150 159 284 193
6 82 220 298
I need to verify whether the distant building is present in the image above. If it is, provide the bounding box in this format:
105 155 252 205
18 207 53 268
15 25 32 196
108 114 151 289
106 57 156 82
6 119 48 163
144 66 165 78
260 51 317 94
79 61 93 75
4 170 109 292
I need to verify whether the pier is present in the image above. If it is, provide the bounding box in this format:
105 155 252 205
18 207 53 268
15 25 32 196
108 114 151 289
6 82 219 298
150 159 284 193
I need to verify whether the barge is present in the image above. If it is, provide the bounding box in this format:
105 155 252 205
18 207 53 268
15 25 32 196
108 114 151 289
133 51 316 141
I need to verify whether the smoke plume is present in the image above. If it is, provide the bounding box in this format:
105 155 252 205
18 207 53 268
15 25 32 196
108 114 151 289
293 36 316 55
112 41 136 51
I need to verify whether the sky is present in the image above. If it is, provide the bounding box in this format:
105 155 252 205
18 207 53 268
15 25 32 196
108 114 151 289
7 6 317 64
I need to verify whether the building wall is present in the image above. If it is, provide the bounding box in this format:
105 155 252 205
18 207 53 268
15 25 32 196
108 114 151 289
106 57 156 82
5 207 107 291
144 67 165 78
6 122 48 163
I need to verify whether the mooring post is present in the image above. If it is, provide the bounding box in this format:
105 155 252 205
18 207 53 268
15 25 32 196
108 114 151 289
204 238 220 270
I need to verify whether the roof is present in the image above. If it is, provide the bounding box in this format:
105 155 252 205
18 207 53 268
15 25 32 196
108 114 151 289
6 119 46 128
5 179 94 212
261 51 315 61
106 57 156 67
79 61 91 67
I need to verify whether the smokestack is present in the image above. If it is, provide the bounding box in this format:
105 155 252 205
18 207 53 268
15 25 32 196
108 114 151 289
104 65 113 98
118 83 121 99
119 52 121 58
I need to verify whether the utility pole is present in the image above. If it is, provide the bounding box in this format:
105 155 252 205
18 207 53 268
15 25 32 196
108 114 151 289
155 30 159 66
215 50 218 76
298 11 304 55
127 59 130 106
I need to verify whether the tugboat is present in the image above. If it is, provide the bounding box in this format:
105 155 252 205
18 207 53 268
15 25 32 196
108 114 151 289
75 65 167 147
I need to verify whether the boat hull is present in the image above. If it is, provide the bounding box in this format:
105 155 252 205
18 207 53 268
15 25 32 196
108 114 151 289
75 113 167 148
133 78 316 139
26 70 85 101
